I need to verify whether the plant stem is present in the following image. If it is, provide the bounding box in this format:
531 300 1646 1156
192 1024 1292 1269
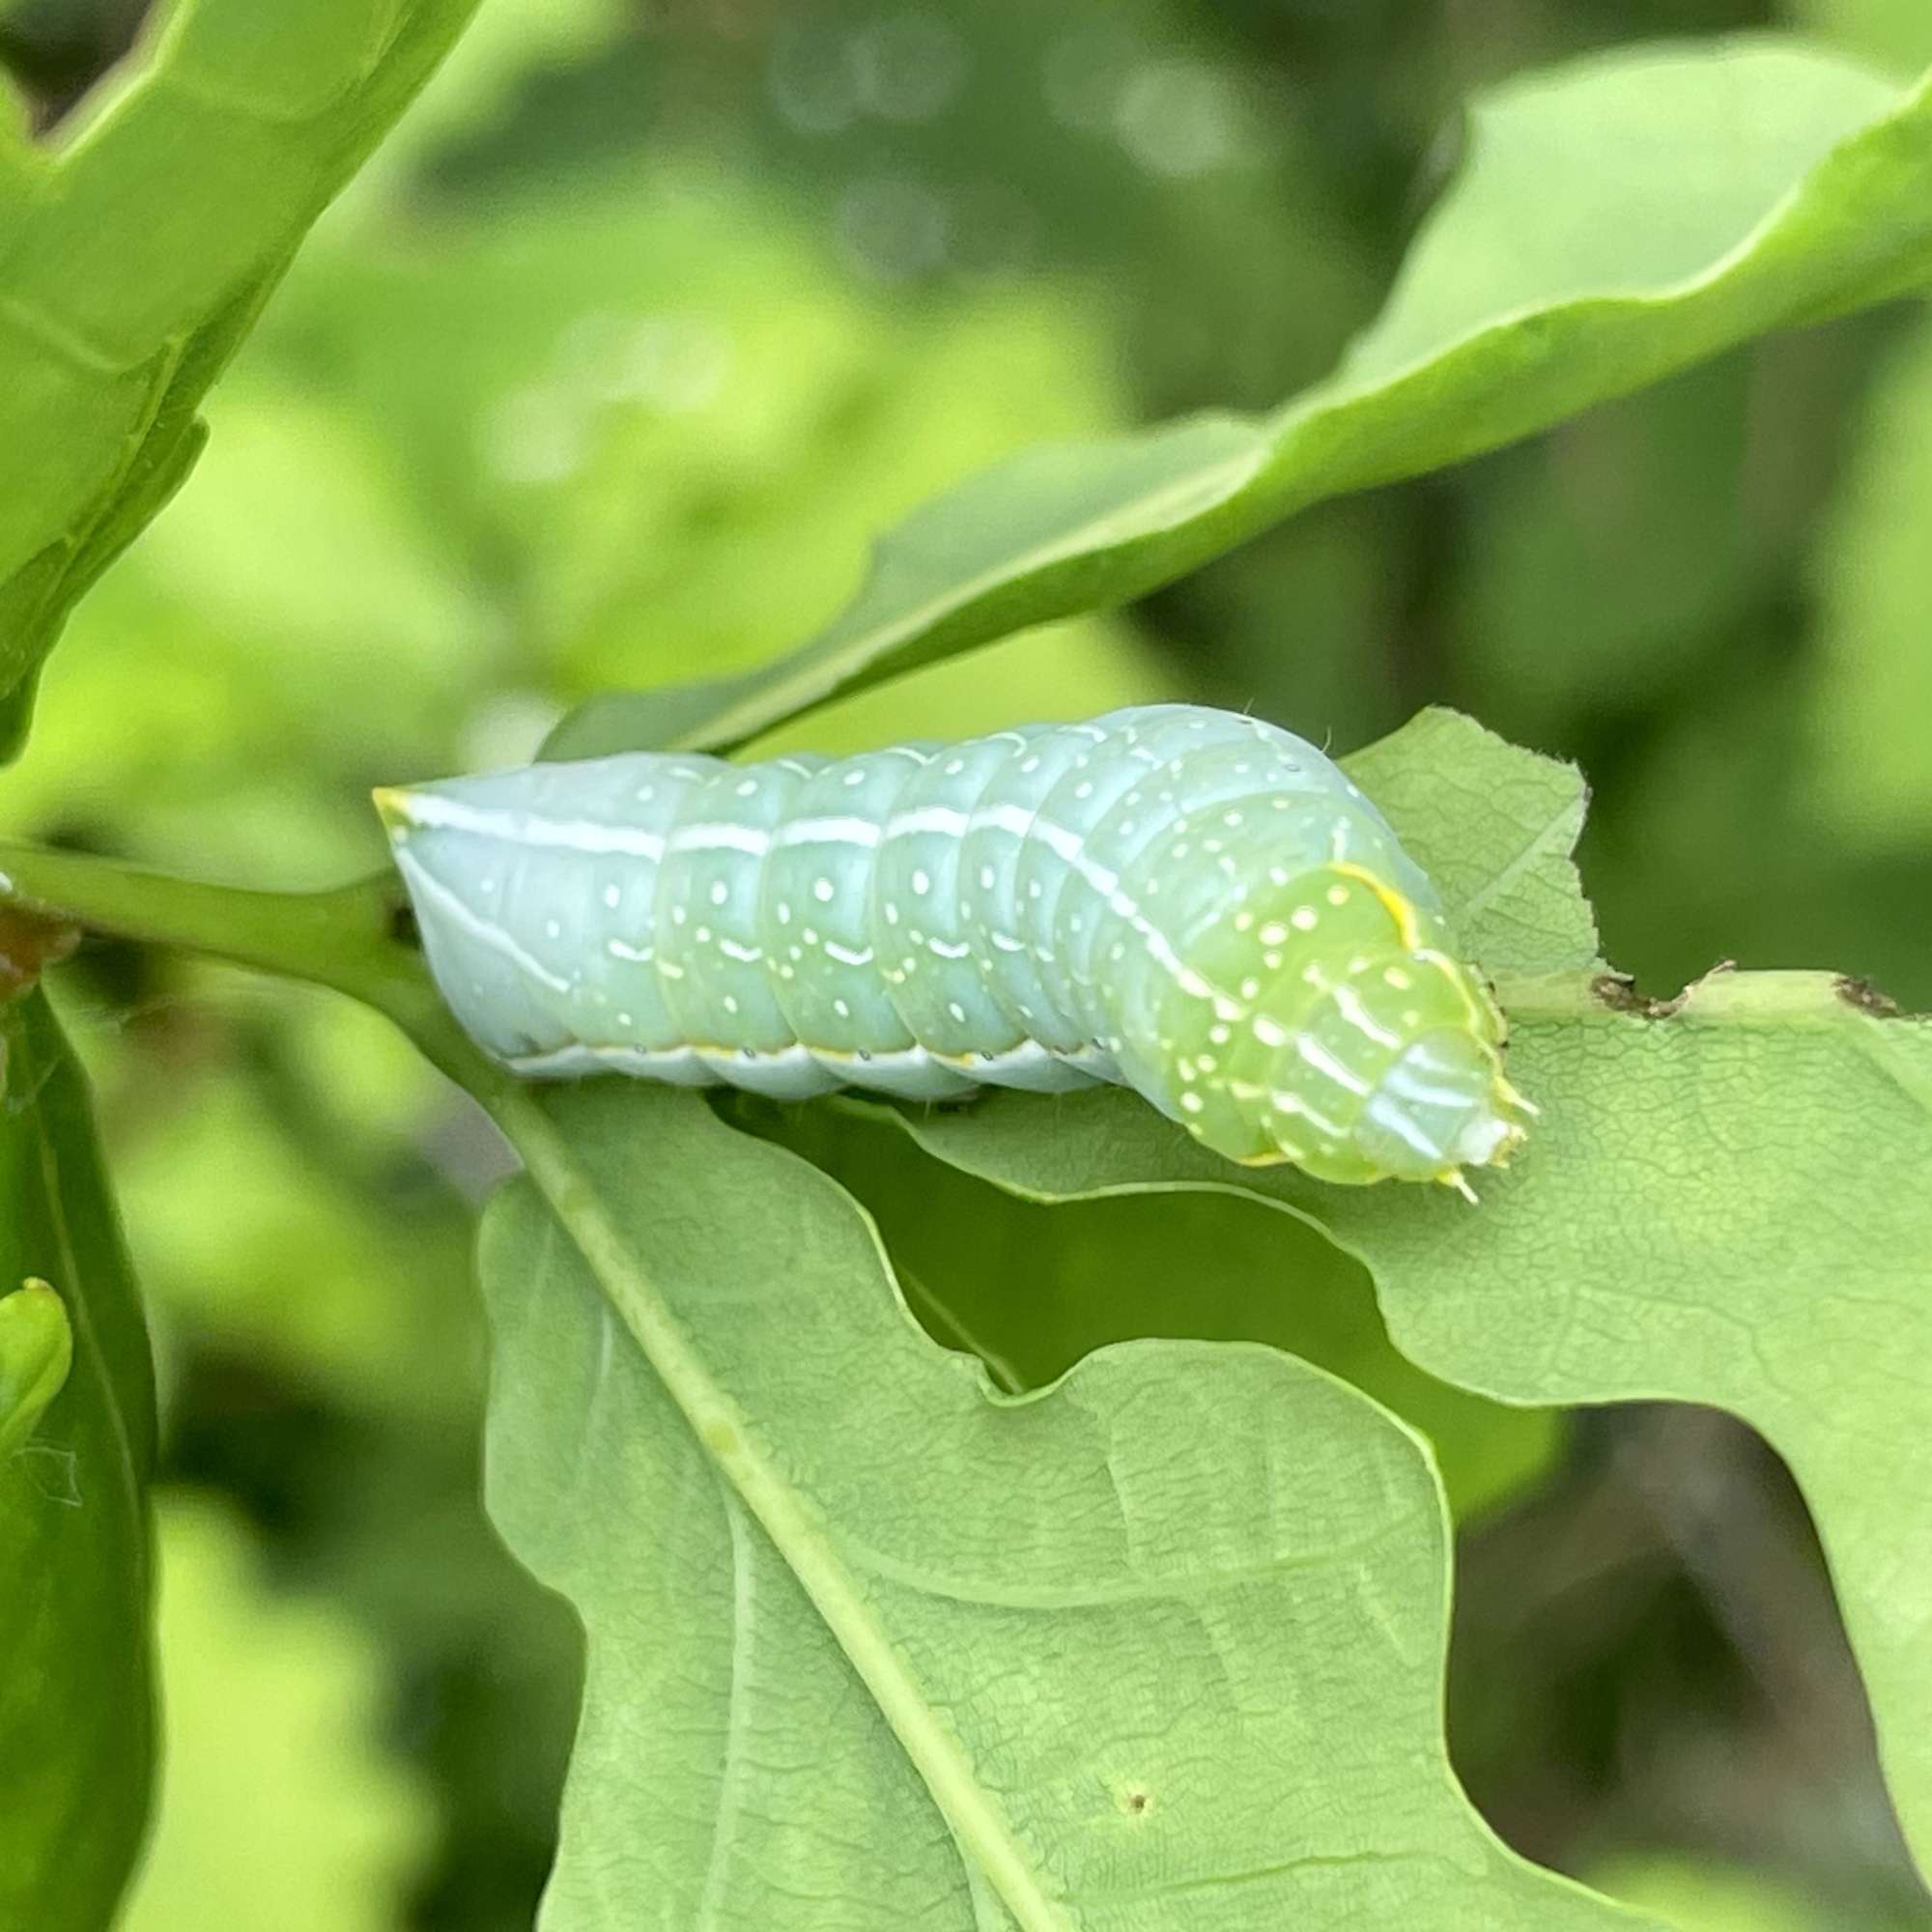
0 837 473 1068
1490 965 1890 1025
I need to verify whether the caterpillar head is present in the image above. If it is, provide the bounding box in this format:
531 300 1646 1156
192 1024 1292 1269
1340 1005 1535 1192
1163 862 1535 1194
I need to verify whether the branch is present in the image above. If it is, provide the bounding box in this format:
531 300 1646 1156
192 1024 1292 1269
0 838 487 1086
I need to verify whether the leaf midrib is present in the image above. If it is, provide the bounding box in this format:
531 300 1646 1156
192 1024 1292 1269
493 1085 1073 1932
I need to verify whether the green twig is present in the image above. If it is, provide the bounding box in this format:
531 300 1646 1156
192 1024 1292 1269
0 837 489 1086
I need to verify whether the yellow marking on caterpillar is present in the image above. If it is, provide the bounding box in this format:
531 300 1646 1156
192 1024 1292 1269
1328 860 1426 952
1412 946 1492 1037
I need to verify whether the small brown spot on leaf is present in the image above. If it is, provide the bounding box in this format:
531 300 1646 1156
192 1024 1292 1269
1836 975 1901 1018
1589 973 1651 1015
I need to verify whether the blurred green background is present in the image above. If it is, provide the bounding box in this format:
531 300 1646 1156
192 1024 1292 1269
4 1 1932 1927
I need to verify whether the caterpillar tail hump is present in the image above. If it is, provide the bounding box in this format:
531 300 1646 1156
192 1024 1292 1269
377 704 1534 1191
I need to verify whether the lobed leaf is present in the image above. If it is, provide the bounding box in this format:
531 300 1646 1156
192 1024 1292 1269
480 1081 1659 1929
888 709 1932 1889
0 0 481 754
544 38 1932 763
0 989 157 1930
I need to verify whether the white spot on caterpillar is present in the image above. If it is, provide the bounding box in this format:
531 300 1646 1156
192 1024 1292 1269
1259 922 1288 946
603 884 621 909
709 880 728 906
1384 967 1412 990
1291 907 1318 931
1180 1092 1205 1114
834 998 851 1018
813 877 835 902
948 1001 967 1023
912 869 930 896
546 920 562 939
1326 885 1350 906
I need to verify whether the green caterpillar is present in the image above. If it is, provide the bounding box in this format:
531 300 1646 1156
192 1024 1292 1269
379 704 1534 1193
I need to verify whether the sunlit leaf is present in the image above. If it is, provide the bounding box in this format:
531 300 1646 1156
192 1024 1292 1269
547 40 1932 759
889 709 1932 1884
478 1081 1657 1928
0 989 156 1930
0 0 483 749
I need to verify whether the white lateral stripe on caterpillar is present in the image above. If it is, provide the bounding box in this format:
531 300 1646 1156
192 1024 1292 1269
377 703 1535 1189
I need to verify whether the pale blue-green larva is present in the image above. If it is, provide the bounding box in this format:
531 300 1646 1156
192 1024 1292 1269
377 704 1535 1193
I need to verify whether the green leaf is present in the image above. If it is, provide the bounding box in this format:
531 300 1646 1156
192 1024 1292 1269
0 988 157 1930
753 1097 1560 1523
545 39 1932 762
0 1275 70 1457
479 1081 1656 1928
1588 1850 1927 1932
1807 303 1932 841
119 1494 436 1932
0 0 482 745
1790 0 1932 77
885 709 1932 1888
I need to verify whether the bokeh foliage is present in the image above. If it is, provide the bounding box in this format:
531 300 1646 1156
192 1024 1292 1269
3 1 1930 1927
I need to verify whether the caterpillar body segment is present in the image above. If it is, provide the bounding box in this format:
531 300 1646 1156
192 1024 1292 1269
377 704 1533 1189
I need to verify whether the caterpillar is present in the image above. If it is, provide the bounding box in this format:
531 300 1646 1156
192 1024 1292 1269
377 704 1534 1193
